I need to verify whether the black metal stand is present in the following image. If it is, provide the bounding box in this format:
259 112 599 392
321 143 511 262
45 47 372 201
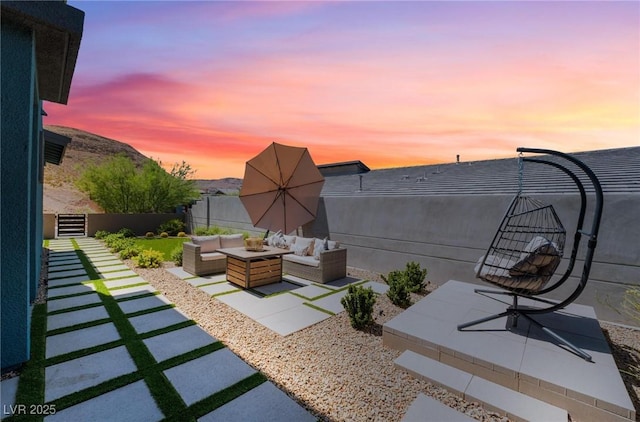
457 148 603 362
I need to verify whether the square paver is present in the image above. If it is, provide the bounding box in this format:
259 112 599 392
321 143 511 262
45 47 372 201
117 295 171 314
164 349 256 405
289 284 331 300
199 382 315 422
45 380 163 422
45 346 137 402
103 277 146 290
253 281 304 296
166 267 195 280
46 323 121 358
143 325 217 362
257 304 330 336
48 284 96 299
216 292 304 320
111 285 158 300
361 281 389 295
47 306 109 331
47 293 102 313
200 283 240 296
308 289 348 314
128 308 190 334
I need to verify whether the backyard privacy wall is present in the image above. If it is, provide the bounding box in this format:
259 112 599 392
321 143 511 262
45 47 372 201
42 213 183 238
189 194 639 326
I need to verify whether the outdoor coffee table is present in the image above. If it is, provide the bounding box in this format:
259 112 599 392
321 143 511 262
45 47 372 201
217 246 293 289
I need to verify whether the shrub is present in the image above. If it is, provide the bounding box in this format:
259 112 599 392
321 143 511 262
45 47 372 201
145 232 155 238
404 261 427 293
117 227 136 238
94 230 110 239
193 225 234 236
109 238 135 253
133 249 164 268
119 245 142 260
160 232 169 238
103 233 125 248
383 270 412 308
341 285 376 329
157 219 185 236
177 231 187 237
170 246 183 266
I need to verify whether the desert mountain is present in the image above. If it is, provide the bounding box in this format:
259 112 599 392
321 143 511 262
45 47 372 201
43 126 241 213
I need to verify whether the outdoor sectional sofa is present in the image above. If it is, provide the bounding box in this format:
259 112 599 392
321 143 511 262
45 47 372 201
267 234 347 284
182 234 244 276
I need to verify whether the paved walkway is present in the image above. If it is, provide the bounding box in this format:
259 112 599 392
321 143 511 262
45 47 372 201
1 238 317 421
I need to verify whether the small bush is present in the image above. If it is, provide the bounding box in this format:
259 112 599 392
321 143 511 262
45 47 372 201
145 232 155 238
117 227 136 238
341 285 376 329
119 245 142 260
109 238 135 253
177 232 187 237
103 233 125 248
170 246 183 266
404 261 427 293
383 270 412 308
193 226 234 236
133 249 164 268
160 232 169 238
157 219 185 236
94 230 110 240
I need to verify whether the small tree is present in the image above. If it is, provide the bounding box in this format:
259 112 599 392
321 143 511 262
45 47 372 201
404 261 427 293
383 270 412 308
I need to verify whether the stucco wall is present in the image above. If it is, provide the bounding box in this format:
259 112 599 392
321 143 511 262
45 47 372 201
191 194 639 326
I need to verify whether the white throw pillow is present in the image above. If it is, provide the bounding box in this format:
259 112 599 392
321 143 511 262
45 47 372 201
294 237 314 256
313 238 325 260
290 242 308 256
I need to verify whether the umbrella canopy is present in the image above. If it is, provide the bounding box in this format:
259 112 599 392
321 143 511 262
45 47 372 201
239 142 325 235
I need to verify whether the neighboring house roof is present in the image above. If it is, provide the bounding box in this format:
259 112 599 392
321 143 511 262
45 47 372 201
43 129 71 165
1 1 84 104
318 160 370 177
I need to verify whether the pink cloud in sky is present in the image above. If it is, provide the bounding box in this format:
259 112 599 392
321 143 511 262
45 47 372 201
45 1 639 179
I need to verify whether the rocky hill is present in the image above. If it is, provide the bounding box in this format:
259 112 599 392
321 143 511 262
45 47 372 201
43 126 240 213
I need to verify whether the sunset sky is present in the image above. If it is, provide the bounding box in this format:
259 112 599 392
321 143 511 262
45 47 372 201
45 1 639 179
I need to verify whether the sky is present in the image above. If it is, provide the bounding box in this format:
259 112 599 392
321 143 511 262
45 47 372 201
45 1 640 179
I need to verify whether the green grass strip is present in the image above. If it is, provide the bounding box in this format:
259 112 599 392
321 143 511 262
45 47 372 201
46 319 112 337
138 320 197 340
124 304 175 319
184 373 268 421
303 302 335 315
45 340 124 367
114 291 159 302
50 371 143 411
47 302 104 315
7 304 47 422
44 291 96 301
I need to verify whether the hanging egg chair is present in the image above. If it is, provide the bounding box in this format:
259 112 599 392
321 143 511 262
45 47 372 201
458 148 603 362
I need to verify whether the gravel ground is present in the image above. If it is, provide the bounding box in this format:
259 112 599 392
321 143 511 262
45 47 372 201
130 262 640 422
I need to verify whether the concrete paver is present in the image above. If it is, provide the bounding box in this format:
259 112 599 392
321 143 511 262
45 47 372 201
48 275 93 288
47 293 102 313
46 322 121 358
143 325 217 363
117 294 171 314
257 304 330 336
103 276 146 290
111 285 157 299
128 308 190 334
47 306 109 331
0 377 19 420
48 284 96 298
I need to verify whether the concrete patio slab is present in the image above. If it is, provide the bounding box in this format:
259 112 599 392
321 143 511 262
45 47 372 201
401 394 476 422
48 284 96 299
198 381 316 422
47 306 110 331
315 276 361 290
93 260 126 269
47 293 102 313
45 380 163 422
143 325 217 363
257 304 330 336
117 294 171 314
281 274 314 286
103 276 146 290
308 289 348 314
85 254 118 263
100 269 138 280
164 348 256 405
128 308 190 334
48 259 82 268
48 275 93 288
166 266 196 280
48 263 85 273
45 346 137 402
287 284 332 299
216 291 305 320
252 280 304 296
200 282 240 296
46 322 121 358
111 285 158 300
362 280 390 295
47 269 88 280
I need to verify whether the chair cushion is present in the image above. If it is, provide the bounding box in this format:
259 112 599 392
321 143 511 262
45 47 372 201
191 235 221 253
220 233 244 248
200 252 225 261
509 236 559 276
283 254 320 267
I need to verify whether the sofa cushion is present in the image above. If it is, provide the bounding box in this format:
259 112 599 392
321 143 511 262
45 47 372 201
283 254 320 267
509 236 559 276
293 237 315 256
191 235 221 253
220 233 244 248
200 252 225 261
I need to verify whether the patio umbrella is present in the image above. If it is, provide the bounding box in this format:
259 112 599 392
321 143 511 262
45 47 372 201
239 142 325 235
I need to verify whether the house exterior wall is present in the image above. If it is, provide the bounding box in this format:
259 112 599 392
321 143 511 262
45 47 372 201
191 193 639 326
0 20 39 369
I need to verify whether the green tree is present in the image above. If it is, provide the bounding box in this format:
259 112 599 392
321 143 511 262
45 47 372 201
77 155 199 213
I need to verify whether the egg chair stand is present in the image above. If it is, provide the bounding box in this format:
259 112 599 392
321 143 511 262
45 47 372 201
457 147 603 362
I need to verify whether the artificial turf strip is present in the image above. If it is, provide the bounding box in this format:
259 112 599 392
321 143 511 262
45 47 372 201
124 304 175 318
7 304 47 422
47 302 104 315
303 302 336 316
46 318 112 337
45 340 124 367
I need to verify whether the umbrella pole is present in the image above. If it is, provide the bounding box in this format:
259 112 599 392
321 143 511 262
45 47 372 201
263 230 270 239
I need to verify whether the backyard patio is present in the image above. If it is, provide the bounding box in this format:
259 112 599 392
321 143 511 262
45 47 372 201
2 237 637 421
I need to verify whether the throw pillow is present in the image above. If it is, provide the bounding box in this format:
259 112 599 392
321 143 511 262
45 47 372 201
290 242 308 256
294 237 314 256
509 236 559 277
313 238 325 260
